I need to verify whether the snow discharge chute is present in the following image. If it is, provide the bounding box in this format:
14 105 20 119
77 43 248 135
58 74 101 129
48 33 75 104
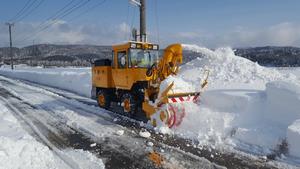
142 44 209 128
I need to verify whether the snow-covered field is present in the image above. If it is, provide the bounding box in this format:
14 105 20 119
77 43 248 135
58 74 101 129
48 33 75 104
1 44 300 167
0 65 91 97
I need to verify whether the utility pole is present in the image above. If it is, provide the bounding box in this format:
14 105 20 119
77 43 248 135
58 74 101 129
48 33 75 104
139 0 146 42
5 22 14 70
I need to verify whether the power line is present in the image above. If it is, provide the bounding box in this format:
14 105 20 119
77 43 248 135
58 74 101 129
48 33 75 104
15 0 92 45
11 0 39 22
9 0 33 22
68 0 106 22
29 0 77 35
44 0 77 22
14 0 82 44
15 0 46 22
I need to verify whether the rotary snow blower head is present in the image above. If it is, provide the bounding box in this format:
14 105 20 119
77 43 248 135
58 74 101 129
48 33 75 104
142 44 209 128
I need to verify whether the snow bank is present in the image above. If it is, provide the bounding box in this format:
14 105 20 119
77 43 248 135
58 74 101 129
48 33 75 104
176 103 235 146
0 66 91 97
265 81 300 127
277 67 300 79
180 44 299 89
0 104 63 169
164 44 300 160
0 99 104 169
287 120 300 158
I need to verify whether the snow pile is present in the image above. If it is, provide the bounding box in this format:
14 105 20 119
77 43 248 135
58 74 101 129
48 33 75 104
0 66 91 97
277 67 300 80
159 75 195 96
0 100 104 169
180 44 298 89
158 44 300 160
139 130 151 138
287 120 300 158
176 103 235 146
264 81 300 127
0 104 63 169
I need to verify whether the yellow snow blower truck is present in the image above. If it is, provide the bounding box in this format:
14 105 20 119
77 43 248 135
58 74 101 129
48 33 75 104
91 0 208 128
91 41 208 128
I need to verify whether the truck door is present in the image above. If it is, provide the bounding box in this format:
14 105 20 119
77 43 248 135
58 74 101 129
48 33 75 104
112 50 130 89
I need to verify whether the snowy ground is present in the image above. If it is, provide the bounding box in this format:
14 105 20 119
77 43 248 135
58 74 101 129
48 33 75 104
0 75 222 169
0 91 105 169
0 45 300 168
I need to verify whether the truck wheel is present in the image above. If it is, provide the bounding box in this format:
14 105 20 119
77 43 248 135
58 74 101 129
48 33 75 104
97 90 111 109
121 93 137 117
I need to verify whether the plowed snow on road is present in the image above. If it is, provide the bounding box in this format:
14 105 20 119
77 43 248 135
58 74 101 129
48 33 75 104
0 76 223 169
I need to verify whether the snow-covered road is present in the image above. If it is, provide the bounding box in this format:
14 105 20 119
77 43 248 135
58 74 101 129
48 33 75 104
0 75 226 169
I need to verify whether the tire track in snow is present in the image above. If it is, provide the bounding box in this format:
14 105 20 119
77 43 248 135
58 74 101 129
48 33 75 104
0 95 81 169
0 87 158 169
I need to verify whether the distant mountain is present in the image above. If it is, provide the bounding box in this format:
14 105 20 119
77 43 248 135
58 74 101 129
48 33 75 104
1 44 300 67
0 44 112 67
234 46 300 67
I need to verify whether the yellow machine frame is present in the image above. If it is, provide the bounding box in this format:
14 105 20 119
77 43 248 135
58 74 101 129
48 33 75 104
92 41 159 90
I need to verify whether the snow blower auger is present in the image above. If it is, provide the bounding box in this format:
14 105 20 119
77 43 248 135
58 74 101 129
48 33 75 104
142 44 210 128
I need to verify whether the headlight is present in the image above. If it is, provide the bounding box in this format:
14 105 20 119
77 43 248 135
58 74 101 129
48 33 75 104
153 45 158 50
131 43 136 48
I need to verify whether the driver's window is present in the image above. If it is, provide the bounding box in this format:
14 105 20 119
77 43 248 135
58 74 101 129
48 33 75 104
129 50 149 68
117 51 127 68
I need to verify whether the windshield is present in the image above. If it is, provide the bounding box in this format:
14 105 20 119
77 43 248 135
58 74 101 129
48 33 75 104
129 49 159 68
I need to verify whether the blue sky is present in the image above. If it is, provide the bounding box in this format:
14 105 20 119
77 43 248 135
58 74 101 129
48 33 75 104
1 0 300 48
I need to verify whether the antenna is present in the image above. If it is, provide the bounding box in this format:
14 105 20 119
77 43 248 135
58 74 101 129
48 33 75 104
129 0 146 42
132 28 138 41
129 0 141 7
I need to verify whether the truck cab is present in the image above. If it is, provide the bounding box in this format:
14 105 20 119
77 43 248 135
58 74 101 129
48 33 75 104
111 41 159 89
91 41 159 117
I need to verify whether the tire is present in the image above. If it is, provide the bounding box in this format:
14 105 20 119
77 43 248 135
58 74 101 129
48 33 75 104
97 89 111 109
121 93 137 117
